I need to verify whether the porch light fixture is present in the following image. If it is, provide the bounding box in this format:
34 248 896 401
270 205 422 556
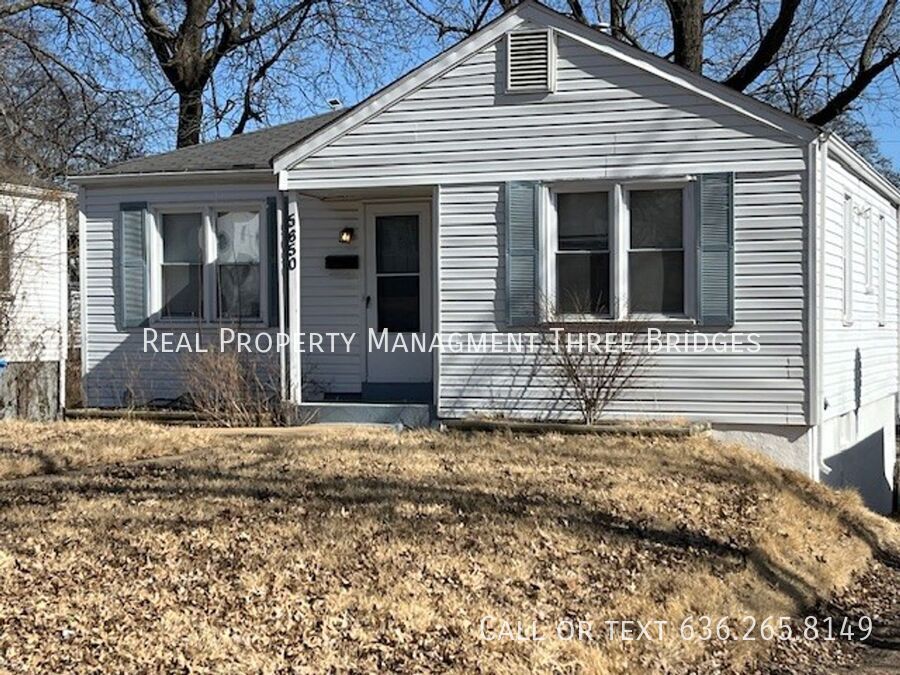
339 227 354 244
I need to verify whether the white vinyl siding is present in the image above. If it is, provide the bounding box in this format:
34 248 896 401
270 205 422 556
0 187 68 364
437 172 806 425
284 30 806 190
296 195 365 394
80 180 279 406
280 21 810 422
820 151 898 419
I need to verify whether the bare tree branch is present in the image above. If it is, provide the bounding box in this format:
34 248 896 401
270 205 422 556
722 0 801 91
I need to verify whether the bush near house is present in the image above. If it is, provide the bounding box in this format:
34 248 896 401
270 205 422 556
0 422 897 673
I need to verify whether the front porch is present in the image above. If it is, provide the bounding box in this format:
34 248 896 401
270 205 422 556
283 186 439 416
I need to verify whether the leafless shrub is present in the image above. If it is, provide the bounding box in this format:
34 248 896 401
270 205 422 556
183 348 281 427
535 294 649 425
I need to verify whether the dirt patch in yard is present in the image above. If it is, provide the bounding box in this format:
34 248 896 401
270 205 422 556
0 424 897 673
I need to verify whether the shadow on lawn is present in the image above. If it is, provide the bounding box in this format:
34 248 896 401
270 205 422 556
0 442 849 611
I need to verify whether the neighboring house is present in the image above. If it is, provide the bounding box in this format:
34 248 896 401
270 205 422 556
74 1 899 512
0 178 71 419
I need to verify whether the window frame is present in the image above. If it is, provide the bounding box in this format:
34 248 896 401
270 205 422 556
623 182 694 320
878 214 886 326
544 178 695 323
547 185 614 320
842 195 854 326
149 202 268 327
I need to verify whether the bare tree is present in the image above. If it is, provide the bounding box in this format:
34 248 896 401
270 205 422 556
85 0 417 148
408 0 900 130
528 289 650 424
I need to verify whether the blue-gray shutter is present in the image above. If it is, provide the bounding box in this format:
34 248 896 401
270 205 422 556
118 202 148 328
266 197 279 326
505 181 539 327
695 173 734 326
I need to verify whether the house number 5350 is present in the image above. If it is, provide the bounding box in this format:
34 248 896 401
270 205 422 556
285 213 297 270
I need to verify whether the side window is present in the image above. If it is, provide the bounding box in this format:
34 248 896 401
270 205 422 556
628 188 685 316
842 195 853 325
865 209 874 294
160 212 204 319
554 191 610 315
879 214 886 326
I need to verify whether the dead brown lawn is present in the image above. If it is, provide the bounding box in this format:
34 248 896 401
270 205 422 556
0 419 213 480
0 422 897 673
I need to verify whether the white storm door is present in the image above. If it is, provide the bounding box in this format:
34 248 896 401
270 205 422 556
364 203 432 384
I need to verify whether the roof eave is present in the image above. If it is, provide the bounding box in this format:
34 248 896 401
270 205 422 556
71 167 274 186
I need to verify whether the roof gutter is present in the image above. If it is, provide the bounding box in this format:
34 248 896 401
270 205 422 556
71 167 273 186
824 132 900 206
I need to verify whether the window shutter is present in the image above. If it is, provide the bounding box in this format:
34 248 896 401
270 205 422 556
118 202 148 329
266 196 279 327
695 173 734 326
505 181 539 327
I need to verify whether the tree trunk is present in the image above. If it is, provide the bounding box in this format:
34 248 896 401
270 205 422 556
177 89 204 148
665 0 703 73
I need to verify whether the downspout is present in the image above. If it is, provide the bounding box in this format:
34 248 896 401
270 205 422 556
812 132 831 480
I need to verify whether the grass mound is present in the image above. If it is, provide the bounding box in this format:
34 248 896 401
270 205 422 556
0 424 896 673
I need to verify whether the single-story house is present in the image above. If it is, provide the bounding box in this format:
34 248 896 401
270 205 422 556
73 1 898 512
0 177 71 418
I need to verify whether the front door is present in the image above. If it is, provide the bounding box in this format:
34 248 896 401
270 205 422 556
364 203 432 387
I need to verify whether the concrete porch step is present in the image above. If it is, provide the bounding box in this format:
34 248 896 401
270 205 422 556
293 402 432 428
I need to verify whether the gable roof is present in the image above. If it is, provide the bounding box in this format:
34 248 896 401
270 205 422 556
272 0 819 176
85 109 347 177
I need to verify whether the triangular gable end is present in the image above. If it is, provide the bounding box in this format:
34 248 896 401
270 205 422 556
273 0 818 181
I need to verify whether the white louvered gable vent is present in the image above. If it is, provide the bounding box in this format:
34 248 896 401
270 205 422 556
506 29 555 92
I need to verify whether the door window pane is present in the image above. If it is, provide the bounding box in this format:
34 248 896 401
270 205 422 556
162 264 202 318
217 211 260 263
557 192 609 250
629 251 684 314
218 264 260 319
630 189 683 249
162 213 203 263
378 275 419 332
557 252 610 314
376 216 419 273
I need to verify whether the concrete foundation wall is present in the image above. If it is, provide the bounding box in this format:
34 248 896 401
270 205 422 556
711 424 812 475
819 393 896 514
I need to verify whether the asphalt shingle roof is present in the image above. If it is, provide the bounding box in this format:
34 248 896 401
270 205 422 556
95 110 347 176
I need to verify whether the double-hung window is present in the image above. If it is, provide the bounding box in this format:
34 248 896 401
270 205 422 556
156 206 264 323
550 183 688 320
554 191 611 315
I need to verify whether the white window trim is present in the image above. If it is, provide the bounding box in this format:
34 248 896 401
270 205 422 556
878 214 886 326
842 195 854 326
865 208 874 294
543 178 695 323
149 202 268 327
